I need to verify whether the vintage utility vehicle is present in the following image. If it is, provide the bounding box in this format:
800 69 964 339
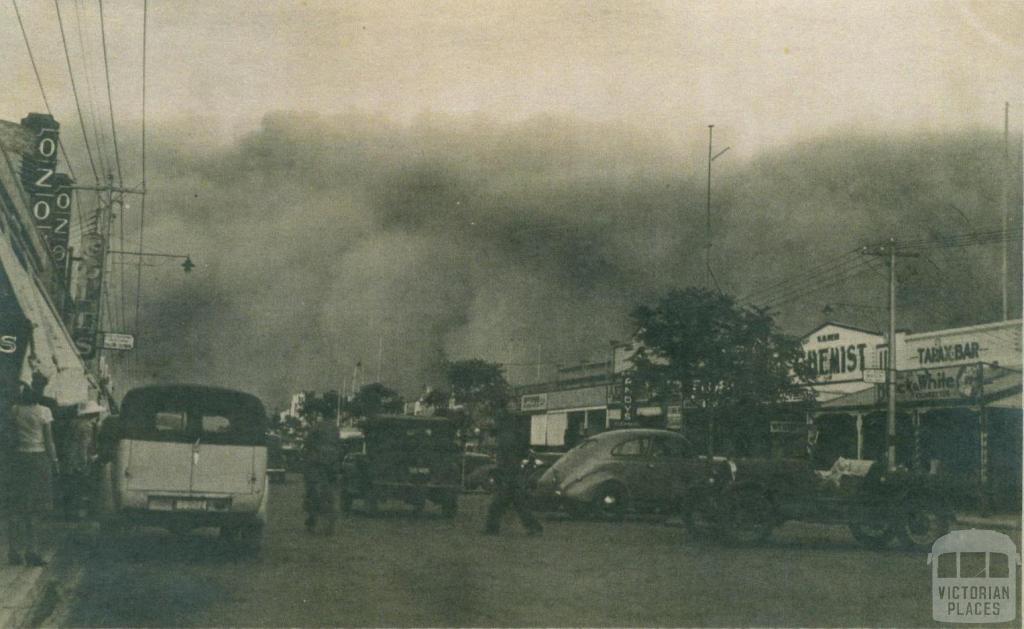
694 456 953 548
340 415 461 517
97 384 270 551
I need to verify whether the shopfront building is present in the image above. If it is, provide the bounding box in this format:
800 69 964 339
810 320 1022 509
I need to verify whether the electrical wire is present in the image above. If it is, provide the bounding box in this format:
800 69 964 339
53 0 99 184
73 0 112 180
11 0 78 184
97 0 123 188
130 0 149 381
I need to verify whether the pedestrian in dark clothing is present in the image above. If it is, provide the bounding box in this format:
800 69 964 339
3 375 59 566
484 409 542 536
302 415 341 535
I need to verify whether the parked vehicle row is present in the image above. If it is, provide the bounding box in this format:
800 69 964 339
529 428 953 549
92 386 952 553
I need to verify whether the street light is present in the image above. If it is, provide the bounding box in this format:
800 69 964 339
107 250 195 274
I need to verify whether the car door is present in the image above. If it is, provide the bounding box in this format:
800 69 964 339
609 436 659 506
189 413 260 495
123 410 193 494
644 434 695 508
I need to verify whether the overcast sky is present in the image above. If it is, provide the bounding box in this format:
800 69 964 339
3 1 1022 402
3 0 1021 154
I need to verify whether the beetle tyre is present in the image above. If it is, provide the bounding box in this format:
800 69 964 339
592 483 627 521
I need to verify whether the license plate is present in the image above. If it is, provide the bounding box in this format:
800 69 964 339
408 467 430 475
175 499 207 511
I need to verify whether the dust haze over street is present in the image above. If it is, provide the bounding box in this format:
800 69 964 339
2 1 1020 405
0 2 1021 628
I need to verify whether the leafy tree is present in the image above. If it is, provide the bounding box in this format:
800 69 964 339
630 287 815 456
299 390 343 420
349 382 404 418
444 359 511 429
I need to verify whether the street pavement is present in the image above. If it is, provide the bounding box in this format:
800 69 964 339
50 476 1021 628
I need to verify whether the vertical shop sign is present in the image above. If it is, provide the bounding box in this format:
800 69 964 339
72 229 105 359
19 114 74 279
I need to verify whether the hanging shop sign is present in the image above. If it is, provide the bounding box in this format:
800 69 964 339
100 332 135 351
862 368 886 384
71 229 106 359
520 393 547 412
19 114 73 275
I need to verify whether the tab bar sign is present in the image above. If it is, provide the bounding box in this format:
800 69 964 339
100 333 135 351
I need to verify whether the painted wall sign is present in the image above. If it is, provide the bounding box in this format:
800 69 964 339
801 323 884 383
888 364 982 403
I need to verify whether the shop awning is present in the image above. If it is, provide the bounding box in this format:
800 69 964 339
981 367 1022 410
0 222 92 406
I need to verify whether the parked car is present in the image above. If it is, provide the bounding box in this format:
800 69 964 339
532 429 725 519
95 384 270 552
341 415 461 516
698 456 953 548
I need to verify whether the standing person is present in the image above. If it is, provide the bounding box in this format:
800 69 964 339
60 401 104 520
302 414 341 535
484 405 543 536
3 374 59 566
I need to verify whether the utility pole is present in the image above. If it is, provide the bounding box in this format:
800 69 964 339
1002 102 1010 321
705 125 730 289
376 333 383 383
861 239 917 471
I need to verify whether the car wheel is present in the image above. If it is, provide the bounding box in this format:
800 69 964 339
849 520 895 548
340 492 353 515
722 486 774 545
592 483 627 521
897 502 950 549
365 493 379 515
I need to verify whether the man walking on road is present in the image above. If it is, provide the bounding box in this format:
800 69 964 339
484 405 542 536
302 414 342 535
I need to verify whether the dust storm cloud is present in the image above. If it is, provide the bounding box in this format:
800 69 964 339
120 113 1020 407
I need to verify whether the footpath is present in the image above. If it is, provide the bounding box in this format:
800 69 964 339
0 516 71 629
0 510 1019 627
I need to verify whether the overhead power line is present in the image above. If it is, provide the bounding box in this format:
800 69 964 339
97 0 124 188
54 0 99 184
11 0 78 183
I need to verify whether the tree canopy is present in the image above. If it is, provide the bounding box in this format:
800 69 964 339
630 287 815 453
349 382 404 417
